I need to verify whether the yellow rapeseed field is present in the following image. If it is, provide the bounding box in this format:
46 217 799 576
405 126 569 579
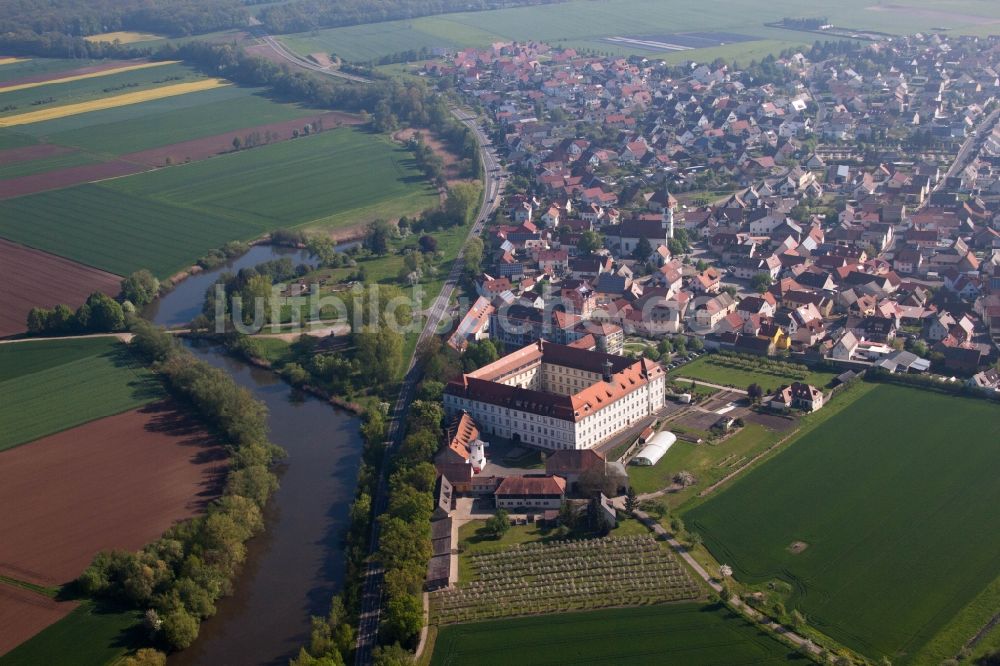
84 31 163 44
0 57 28 66
0 78 230 127
0 60 179 94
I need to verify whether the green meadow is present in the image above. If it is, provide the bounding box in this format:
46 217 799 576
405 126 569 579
684 384 1000 662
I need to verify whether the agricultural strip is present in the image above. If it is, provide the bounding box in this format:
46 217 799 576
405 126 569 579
0 586 76 657
0 143 76 166
0 337 122 382
684 384 1000 661
430 603 807 665
84 31 163 44
0 339 162 450
0 60 175 93
0 57 27 66
0 159 147 199
0 238 122 338
0 77 230 127
0 401 226 588
0 601 141 665
37 87 333 153
0 128 437 277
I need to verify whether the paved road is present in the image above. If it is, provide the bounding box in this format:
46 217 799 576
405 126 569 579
252 33 503 662
250 26 373 84
353 111 503 666
938 107 999 189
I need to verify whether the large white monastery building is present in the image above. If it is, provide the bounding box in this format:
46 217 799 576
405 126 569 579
443 340 666 451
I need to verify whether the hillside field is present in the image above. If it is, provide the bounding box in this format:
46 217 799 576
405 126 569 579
278 0 1000 64
0 338 162 450
684 384 1000 662
0 128 437 277
429 603 807 665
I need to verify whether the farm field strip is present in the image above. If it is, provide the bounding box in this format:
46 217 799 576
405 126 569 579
0 601 141 665
0 57 27 66
84 31 164 44
0 586 77 657
0 238 122 338
684 384 1000 661
0 128 435 276
0 60 176 93
0 345 162 451
0 77 230 127
0 401 225 588
0 337 123 382
430 603 806 666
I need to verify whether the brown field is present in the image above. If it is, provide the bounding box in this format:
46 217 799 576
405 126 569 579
0 401 226 587
0 143 77 165
0 60 160 90
394 126 469 186
0 159 147 199
0 586 77 656
0 238 123 338
84 31 163 44
123 110 365 166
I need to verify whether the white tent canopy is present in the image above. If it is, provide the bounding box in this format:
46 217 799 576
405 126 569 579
632 431 676 466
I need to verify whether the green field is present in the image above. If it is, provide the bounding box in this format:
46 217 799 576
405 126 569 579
628 423 782 498
0 601 142 666
0 338 162 451
0 62 204 118
672 355 836 392
430 603 807 665
0 150 101 179
684 384 1000 662
0 128 437 277
278 0 1000 64
38 88 324 155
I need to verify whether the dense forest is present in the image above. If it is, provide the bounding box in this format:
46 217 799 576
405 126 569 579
0 0 250 37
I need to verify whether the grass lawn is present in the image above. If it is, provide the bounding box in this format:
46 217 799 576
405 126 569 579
429 603 808 666
628 423 782 500
672 355 836 392
0 128 437 277
0 601 142 666
684 384 1000 662
0 338 162 451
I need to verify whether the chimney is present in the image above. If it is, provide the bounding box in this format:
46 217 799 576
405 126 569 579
602 359 614 383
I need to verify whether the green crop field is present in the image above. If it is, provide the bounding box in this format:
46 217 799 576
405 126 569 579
4 83 251 138
278 0 1000 64
0 338 162 451
40 88 323 155
0 62 204 119
0 601 142 666
671 355 837 391
684 384 1000 662
0 58 102 84
0 128 437 277
0 151 101 179
430 603 807 665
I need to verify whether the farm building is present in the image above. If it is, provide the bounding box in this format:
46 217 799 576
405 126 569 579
632 431 676 466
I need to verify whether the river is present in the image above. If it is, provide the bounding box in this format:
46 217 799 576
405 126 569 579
150 246 364 666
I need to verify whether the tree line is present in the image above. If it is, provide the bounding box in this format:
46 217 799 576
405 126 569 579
26 269 160 336
78 319 285 654
0 0 248 39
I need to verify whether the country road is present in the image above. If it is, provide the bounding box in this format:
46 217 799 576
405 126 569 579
252 33 504 664
353 108 503 666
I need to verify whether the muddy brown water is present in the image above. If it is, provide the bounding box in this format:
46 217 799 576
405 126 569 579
162 341 362 665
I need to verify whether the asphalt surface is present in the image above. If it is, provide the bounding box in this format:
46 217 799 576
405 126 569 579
352 111 503 665
254 34 503 662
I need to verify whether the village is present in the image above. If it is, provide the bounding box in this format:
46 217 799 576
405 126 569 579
418 31 1000 633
